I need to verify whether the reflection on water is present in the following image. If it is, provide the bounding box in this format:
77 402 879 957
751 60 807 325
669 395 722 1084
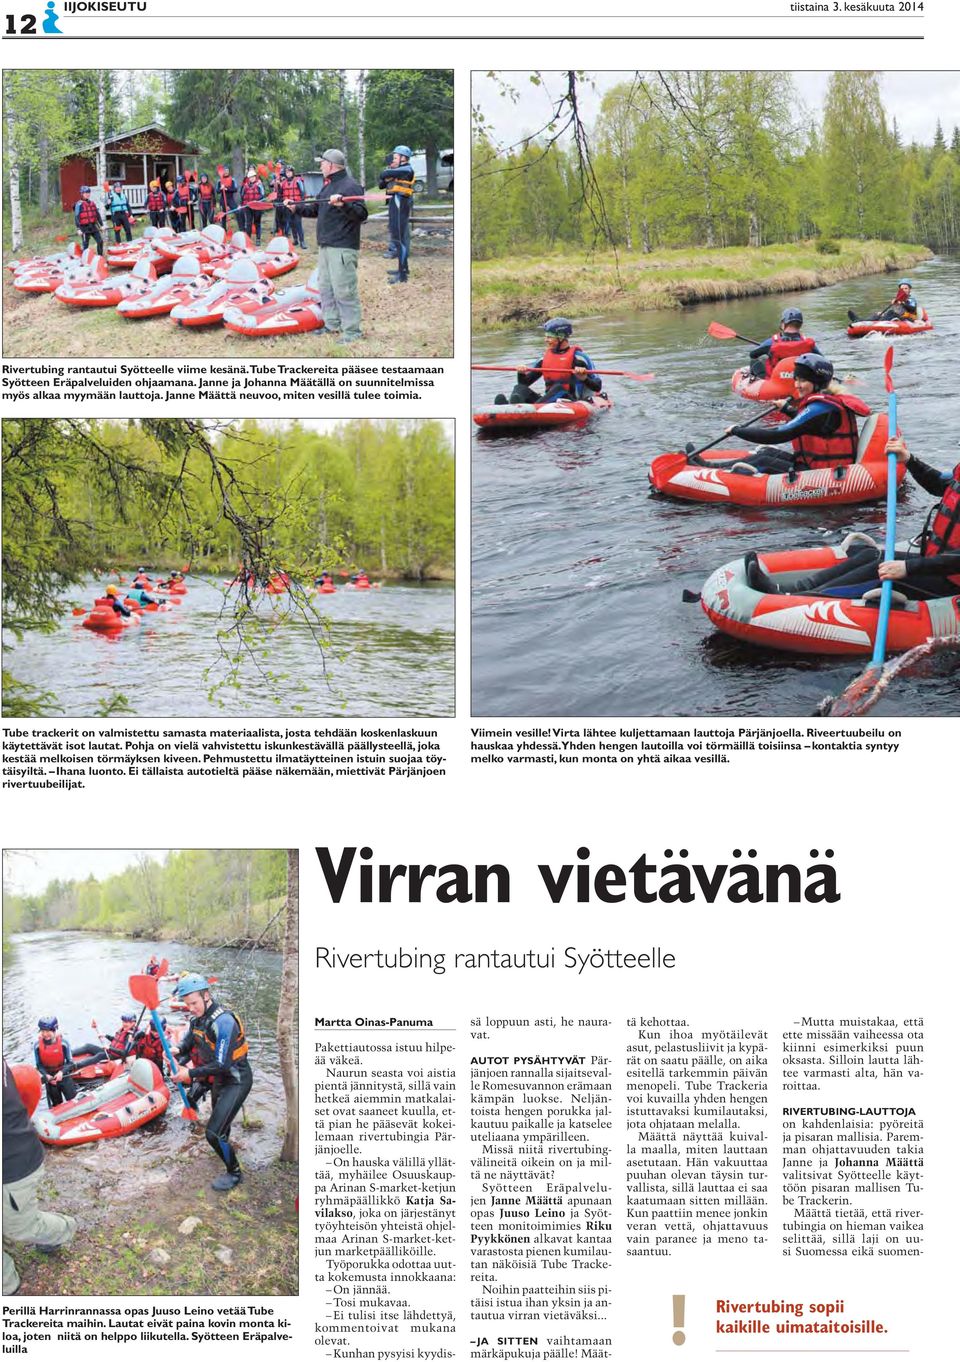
4 575 454 717
472 255 959 717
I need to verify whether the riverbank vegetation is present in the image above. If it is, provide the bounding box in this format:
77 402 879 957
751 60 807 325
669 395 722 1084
2 417 454 715
4 849 289 948
472 71 950 322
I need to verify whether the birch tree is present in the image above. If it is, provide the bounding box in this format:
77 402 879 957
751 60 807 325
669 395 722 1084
278 849 299 1162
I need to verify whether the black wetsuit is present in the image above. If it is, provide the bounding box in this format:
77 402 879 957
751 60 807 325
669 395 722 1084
177 1002 252 1177
725 399 851 474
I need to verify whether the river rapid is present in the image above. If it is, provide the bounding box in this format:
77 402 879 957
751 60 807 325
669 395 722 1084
472 255 959 718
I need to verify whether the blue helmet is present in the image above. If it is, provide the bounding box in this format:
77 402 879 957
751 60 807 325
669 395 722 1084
780 307 803 327
543 317 573 338
121 1012 136 1022
173 972 209 998
38 1016 58 1030
898 278 912 288
793 353 833 389
393 145 413 158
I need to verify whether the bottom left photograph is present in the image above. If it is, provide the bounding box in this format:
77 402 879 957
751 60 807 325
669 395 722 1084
2 846 298 1297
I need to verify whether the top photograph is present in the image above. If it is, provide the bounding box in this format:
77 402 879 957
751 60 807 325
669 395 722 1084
3 67 453 358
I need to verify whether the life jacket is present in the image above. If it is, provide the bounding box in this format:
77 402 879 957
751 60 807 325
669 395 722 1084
198 181 214 201
920 464 960 584
241 179 263 206
77 198 99 227
146 189 166 212
767 333 816 368
791 391 872 470
173 189 190 216
36 1035 66 1069
384 174 415 198
281 177 303 204
192 1004 249 1070
108 1021 136 1056
136 1028 165 1066
108 192 129 214
145 959 160 974
539 344 578 392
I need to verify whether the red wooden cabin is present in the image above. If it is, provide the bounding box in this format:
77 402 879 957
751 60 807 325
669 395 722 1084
59 124 203 214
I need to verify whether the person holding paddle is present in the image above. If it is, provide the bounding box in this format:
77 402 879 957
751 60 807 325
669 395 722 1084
169 974 252 1192
746 306 821 378
689 354 870 476
493 317 604 406
239 167 266 245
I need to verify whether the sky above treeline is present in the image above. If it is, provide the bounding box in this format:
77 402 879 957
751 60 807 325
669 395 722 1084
472 71 960 149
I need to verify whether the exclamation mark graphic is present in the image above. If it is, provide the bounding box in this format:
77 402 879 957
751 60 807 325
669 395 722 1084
672 1294 686 1346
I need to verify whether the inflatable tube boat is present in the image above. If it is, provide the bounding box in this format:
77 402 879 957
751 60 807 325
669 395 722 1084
170 256 274 326
12 246 107 295
117 255 214 318
223 265 324 336
730 356 798 402
212 235 299 280
846 309 933 338
9 242 82 275
32 1058 169 1146
473 394 614 430
81 598 143 632
700 537 960 657
55 257 157 308
648 411 901 507
152 223 228 265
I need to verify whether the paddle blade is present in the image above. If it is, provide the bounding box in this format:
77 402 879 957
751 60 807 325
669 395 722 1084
72 607 85 616
708 321 738 340
827 663 881 717
883 345 895 393
180 1105 200 1121
129 973 160 1008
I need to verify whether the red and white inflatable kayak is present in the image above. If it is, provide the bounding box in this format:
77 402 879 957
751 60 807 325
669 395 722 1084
212 234 299 280
152 222 229 266
700 538 960 657
55 257 157 308
171 256 274 327
846 308 933 338
117 254 214 318
648 411 901 508
32 1058 169 1147
223 265 324 337
12 245 107 294
81 598 143 633
474 394 613 430
9 241 82 275
730 356 799 402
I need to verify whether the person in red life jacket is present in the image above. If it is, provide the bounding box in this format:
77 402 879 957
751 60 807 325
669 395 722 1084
239 167 266 244
3 1059 78 1296
270 159 287 236
127 1018 167 1069
748 438 960 600
145 179 167 229
71 1012 139 1066
170 974 253 1191
691 353 869 476
747 307 822 378
73 186 104 255
171 175 192 232
850 278 920 325
196 172 216 229
216 168 238 221
496 317 603 406
33 1018 78 1107
279 165 306 248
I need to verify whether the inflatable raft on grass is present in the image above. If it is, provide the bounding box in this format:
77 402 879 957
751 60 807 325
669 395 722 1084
11 246 107 295
649 412 902 508
170 256 274 327
700 536 960 657
54 257 157 308
32 1058 168 1147
223 265 324 337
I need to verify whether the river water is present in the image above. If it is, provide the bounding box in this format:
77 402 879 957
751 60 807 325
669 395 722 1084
5 573 454 717
472 254 959 717
2 931 287 1205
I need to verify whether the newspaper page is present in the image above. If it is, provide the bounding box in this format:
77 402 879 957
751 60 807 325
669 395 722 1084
0 2 957 1361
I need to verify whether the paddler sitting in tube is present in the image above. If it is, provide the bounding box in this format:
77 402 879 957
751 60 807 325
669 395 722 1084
71 1012 140 1066
125 585 166 608
102 584 133 618
747 436 960 601
132 567 152 588
688 353 869 478
145 954 162 977
33 1018 78 1107
493 317 604 407
850 278 919 326
747 307 821 378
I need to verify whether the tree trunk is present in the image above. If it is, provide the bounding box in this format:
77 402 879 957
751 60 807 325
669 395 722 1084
39 131 50 215
278 849 299 1162
356 71 366 186
338 71 349 160
97 70 106 187
641 218 651 254
619 160 632 250
425 139 438 197
5 75 23 251
232 145 244 181
748 200 761 248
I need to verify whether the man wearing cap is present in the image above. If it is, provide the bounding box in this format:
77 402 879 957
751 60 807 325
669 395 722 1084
305 149 368 343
